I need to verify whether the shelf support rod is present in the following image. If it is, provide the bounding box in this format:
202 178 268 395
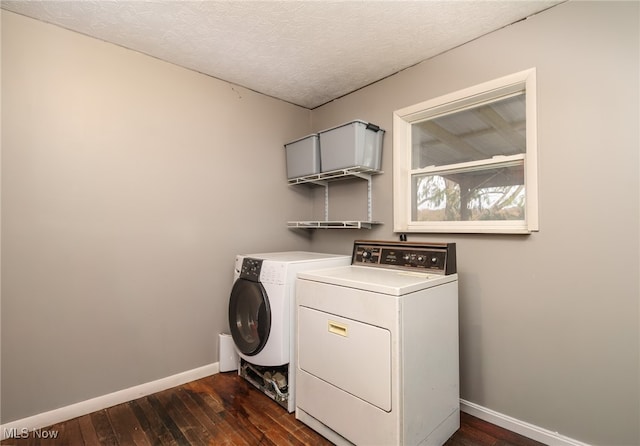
367 175 372 222
324 183 329 222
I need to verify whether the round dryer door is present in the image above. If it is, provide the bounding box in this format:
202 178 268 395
228 278 271 356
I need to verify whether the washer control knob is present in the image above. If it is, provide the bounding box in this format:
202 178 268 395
362 250 373 260
431 257 439 264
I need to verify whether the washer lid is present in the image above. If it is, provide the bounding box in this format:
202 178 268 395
297 265 457 296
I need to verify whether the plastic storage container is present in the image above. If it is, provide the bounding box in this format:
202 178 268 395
318 120 384 172
284 134 320 179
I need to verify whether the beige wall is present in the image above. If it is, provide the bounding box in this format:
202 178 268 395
310 2 639 445
2 2 639 445
1 10 313 423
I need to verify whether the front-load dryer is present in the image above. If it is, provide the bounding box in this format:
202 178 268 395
228 251 350 412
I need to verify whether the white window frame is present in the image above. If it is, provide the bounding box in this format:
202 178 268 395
393 68 539 234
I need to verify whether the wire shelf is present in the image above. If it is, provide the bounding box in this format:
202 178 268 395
287 166 382 186
287 221 382 229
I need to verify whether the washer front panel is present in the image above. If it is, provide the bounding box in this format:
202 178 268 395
229 253 351 367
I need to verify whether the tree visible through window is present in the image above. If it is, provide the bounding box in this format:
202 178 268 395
413 162 526 222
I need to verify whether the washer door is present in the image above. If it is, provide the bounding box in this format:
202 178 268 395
228 278 271 356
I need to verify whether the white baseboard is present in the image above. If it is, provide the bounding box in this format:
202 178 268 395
460 399 590 446
0 362 219 440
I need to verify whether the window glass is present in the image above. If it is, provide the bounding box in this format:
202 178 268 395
411 163 525 222
411 93 525 169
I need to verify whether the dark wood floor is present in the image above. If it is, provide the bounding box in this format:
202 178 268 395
1 372 545 446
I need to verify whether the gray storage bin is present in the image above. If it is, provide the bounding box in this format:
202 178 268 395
318 120 385 172
284 134 320 179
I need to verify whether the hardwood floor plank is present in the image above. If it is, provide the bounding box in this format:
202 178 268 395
0 373 547 446
224 404 278 446
192 373 269 445
90 409 119 446
176 383 240 446
182 381 251 446
126 400 161 446
107 401 152 446
446 423 498 446
183 379 226 414
77 414 101 445
154 388 213 445
233 390 307 445
217 396 272 445
45 418 80 446
459 412 545 446
146 394 191 445
130 398 179 446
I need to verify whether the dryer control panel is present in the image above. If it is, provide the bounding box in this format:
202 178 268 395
352 240 456 275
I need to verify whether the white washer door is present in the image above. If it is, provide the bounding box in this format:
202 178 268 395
298 306 392 411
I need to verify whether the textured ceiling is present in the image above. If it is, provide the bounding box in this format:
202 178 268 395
1 0 562 109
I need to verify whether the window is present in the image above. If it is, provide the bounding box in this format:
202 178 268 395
393 69 538 234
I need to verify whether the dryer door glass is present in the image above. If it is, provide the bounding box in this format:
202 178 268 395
228 279 271 356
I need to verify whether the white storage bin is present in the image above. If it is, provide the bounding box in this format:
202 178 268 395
318 120 384 172
284 134 320 179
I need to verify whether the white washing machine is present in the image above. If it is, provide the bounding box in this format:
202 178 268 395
228 251 350 412
295 240 459 445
